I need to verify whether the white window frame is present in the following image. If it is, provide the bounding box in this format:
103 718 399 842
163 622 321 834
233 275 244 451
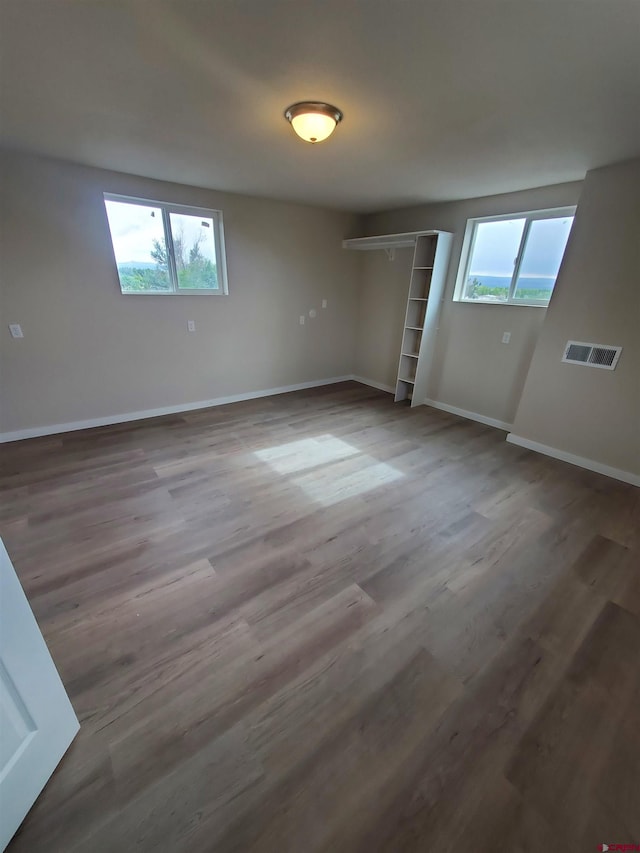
453 206 575 307
104 193 229 296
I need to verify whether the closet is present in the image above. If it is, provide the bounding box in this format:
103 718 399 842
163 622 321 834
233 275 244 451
343 230 452 406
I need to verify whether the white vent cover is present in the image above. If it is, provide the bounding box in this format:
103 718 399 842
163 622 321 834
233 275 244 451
562 341 622 370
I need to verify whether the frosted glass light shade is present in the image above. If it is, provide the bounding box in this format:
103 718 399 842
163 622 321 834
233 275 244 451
291 112 336 143
285 102 343 144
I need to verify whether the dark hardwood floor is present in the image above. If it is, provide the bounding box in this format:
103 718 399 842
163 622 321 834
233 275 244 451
1 381 638 852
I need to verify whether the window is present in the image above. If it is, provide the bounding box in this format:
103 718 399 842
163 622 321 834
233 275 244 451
455 208 575 306
103 194 228 295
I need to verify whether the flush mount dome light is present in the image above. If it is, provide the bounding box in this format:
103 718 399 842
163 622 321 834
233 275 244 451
284 101 343 143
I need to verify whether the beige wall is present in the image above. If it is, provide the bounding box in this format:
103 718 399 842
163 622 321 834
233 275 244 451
353 247 414 389
355 181 583 424
0 151 361 435
512 158 640 475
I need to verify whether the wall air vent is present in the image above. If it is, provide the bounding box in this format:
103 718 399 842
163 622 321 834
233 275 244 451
562 341 622 370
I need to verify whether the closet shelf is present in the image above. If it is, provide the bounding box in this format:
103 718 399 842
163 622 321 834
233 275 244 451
393 232 452 405
342 231 446 251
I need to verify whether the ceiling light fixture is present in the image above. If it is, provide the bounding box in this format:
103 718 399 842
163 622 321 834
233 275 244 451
284 101 343 144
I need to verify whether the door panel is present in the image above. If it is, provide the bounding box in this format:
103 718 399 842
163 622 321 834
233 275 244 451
0 538 79 851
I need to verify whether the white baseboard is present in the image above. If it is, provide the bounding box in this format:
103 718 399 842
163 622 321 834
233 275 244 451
506 434 640 487
423 398 512 432
351 382 513 431
352 376 396 394
0 376 355 443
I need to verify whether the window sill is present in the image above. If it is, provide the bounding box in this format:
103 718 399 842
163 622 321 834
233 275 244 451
119 290 227 296
453 299 548 308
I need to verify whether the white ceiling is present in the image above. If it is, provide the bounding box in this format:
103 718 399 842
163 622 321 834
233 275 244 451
1 1 639 212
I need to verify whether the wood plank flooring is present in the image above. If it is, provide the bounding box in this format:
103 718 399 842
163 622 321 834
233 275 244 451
1 381 638 852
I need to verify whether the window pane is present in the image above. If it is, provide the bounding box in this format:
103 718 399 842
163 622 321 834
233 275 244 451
465 218 525 301
514 216 574 302
104 200 172 293
169 212 219 290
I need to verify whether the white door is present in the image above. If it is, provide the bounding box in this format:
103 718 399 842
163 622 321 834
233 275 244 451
0 538 79 851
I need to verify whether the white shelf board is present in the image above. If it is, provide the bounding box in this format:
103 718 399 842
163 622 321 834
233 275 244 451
398 377 415 384
405 325 424 331
409 298 427 302
342 230 447 251
401 352 419 358
413 266 434 270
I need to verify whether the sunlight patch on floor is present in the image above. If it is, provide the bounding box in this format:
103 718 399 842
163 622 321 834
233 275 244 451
254 435 404 506
254 435 360 475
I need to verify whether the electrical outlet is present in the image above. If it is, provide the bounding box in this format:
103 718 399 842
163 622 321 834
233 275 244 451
299 315 305 325
322 299 328 309
187 320 196 332
309 309 317 319
9 324 24 339
502 332 511 344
